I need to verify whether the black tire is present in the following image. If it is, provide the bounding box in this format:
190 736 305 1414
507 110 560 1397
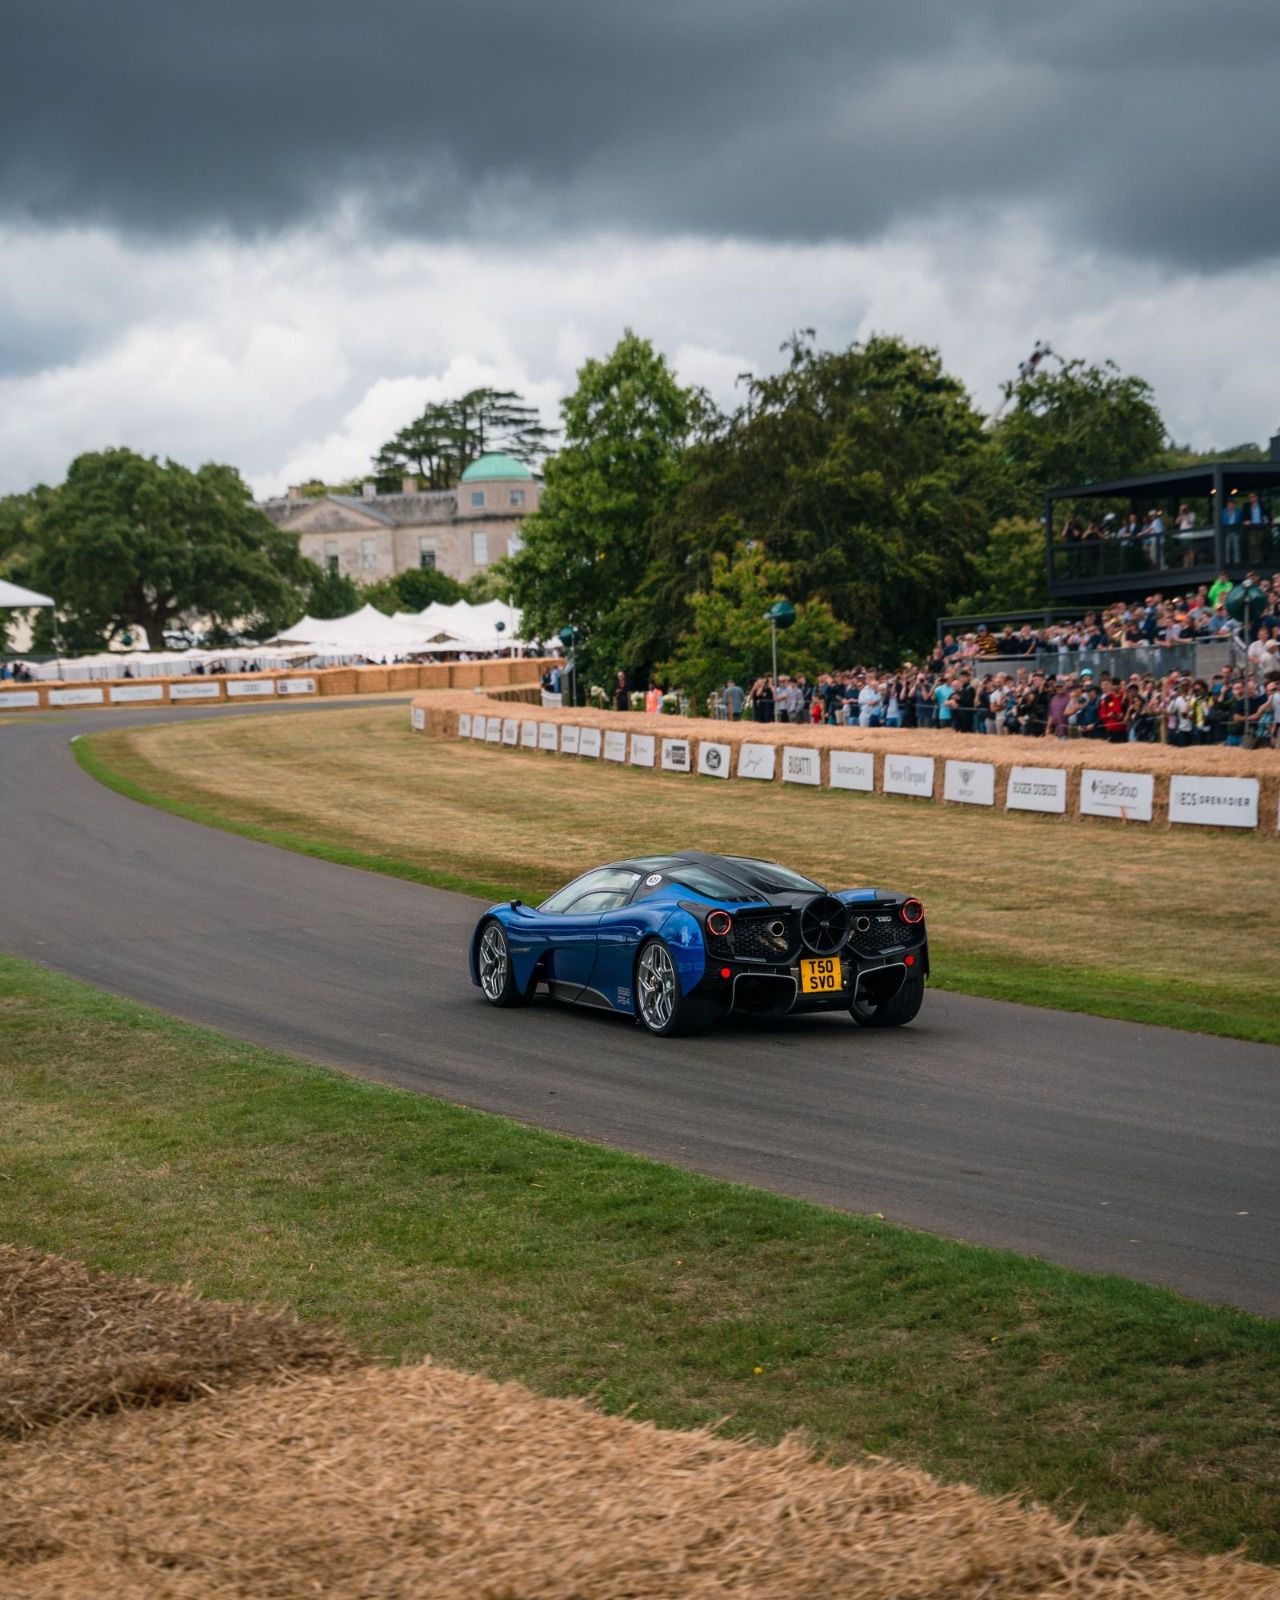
476 920 532 1007
634 938 714 1037
850 974 925 1028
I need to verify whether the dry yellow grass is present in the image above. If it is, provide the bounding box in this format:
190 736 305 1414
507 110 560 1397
6 1357 1278 1599
91 704 1278 1024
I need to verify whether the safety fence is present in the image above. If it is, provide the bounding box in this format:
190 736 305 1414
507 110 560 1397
0 659 554 715
410 695 1280 835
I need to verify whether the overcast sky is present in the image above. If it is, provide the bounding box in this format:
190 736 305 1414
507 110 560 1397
3 0 1277 496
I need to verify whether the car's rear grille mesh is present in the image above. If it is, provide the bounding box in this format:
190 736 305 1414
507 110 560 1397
728 914 798 964
846 915 921 957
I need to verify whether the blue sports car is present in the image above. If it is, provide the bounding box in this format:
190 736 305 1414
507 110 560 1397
469 850 928 1036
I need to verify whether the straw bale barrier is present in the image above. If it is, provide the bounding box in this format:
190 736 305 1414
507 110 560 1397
4 1359 1274 1599
0 658 555 715
413 691 1280 834
0 1245 357 1438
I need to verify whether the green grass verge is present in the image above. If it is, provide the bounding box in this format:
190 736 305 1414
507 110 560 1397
72 730 1279 1043
2 950 1276 1559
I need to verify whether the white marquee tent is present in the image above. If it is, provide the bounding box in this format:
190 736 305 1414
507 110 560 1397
0 578 56 610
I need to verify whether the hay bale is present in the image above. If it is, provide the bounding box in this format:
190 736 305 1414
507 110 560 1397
0 1245 357 1439
2 1361 1273 1599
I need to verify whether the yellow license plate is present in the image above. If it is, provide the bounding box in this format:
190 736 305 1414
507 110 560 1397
800 956 841 993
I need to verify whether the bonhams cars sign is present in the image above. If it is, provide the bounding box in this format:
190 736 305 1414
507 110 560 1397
630 733 656 767
1168 774 1259 829
883 754 934 798
1079 768 1154 823
1006 766 1067 814
943 759 995 807
578 726 602 758
829 750 874 791
737 742 776 781
603 729 627 762
781 745 821 786
661 737 691 772
698 740 730 778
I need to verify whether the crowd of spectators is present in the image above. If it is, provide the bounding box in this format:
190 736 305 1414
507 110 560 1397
1055 491 1276 570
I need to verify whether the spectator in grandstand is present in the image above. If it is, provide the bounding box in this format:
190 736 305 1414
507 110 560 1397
1223 496 1244 563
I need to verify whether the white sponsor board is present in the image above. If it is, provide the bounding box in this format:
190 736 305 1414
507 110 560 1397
1168 774 1259 829
1080 768 1154 822
458 713 472 737
277 677 317 695
502 717 519 745
781 745 821 786
698 740 730 778
226 678 276 697
108 683 164 703
578 726 602 758
660 737 691 772
169 681 221 700
0 690 40 708
829 750 874 792
943 759 996 807
411 706 426 731
630 733 656 767
603 729 627 762
538 721 559 751
470 714 486 740
737 742 776 781
520 719 538 747
561 724 581 754
486 716 502 743
1006 765 1068 814
883 754 934 798
48 687 105 706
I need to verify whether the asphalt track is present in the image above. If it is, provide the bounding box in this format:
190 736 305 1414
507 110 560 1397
2 702 1277 1315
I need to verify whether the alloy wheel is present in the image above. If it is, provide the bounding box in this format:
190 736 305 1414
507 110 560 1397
637 942 677 1031
478 924 509 1002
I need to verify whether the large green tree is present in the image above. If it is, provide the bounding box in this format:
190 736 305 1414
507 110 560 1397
507 332 702 687
643 335 1002 665
361 566 464 615
657 545 848 710
994 357 1167 507
374 388 555 490
30 449 309 649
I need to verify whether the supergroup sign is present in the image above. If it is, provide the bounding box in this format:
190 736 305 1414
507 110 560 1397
439 712 1268 831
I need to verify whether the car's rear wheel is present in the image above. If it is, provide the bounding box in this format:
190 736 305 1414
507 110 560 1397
477 921 531 1007
635 938 713 1037
850 974 924 1028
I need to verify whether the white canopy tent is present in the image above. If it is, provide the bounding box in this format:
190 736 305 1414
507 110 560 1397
0 578 56 610
269 598 537 657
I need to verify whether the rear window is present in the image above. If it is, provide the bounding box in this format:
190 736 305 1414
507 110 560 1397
668 865 760 902
724 857 823 893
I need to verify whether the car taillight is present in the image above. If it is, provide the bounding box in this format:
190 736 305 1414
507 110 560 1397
707 910 733 937
901 899 924 925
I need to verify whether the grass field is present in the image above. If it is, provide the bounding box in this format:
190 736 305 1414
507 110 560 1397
80 705 1280 1044
3 951 1277 1560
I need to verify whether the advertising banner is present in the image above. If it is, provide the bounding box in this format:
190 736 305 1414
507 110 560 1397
471 715 487 740
169 681 221 700
561 724 581 754
1080 768 1154 822
661 737 692 772
603 729 627 762
539 721 559 751
458 713 472 737
630 733 656 767
410 706 426 731
48 687 105 706
226 679 276 697
781 745 821 786
883 754 934 798
579 726 602 758
486 716 502 742
737 743 776 781
829 750 874 792
521 719 538 747
108 683 165 703
502 718 519 745
277 677 317 695
1168 774 1259 829
697 740 730 778
1006 765 1068 814
0 690 40 708
943 759 996 807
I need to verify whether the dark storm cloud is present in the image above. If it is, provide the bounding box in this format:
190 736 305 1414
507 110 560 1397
2 0 1277 268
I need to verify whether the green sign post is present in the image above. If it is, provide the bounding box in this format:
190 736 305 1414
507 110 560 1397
763 599 796 688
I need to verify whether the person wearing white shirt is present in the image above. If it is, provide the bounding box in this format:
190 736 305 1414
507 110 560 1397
857 678 883 728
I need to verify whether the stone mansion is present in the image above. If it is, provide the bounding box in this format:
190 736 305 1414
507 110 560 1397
259 453 541 584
